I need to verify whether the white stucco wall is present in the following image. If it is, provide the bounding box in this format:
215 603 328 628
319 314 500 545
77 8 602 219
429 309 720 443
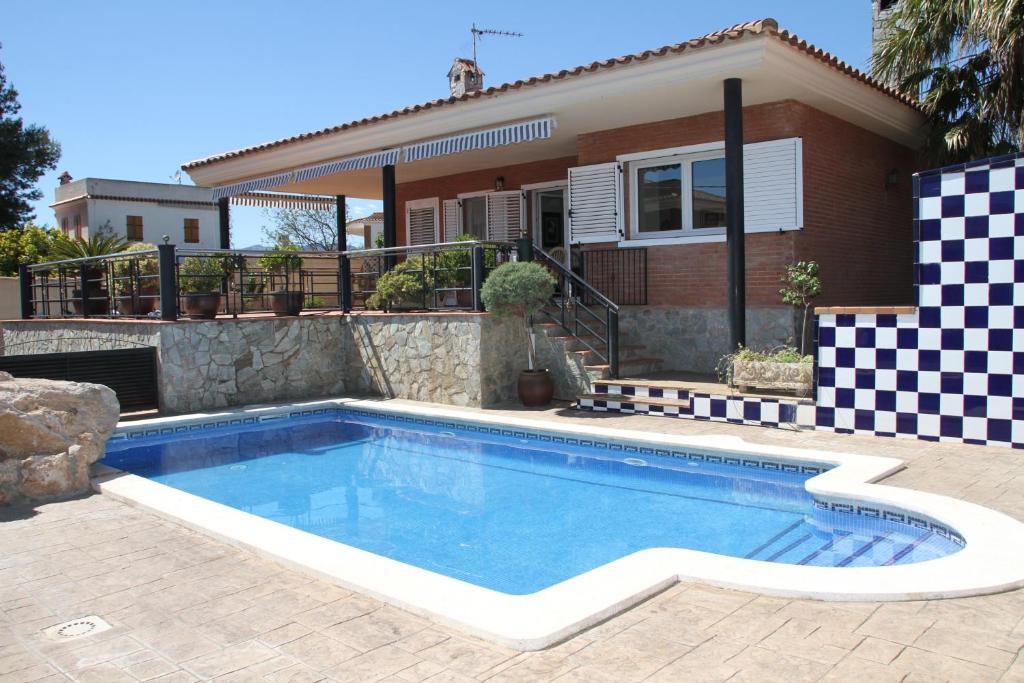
52 179 220 248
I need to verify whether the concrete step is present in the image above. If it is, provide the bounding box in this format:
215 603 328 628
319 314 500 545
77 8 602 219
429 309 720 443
584 357 664 381
576 393 692 410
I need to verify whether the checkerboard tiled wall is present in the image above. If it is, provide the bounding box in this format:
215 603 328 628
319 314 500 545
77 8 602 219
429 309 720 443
815 152 1024 448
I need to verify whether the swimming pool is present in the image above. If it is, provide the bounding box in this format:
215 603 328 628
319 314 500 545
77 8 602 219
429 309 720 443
103 409 961 594
95 399 1024 649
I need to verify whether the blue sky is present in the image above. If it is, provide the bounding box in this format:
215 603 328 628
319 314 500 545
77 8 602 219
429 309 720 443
4 1 872 247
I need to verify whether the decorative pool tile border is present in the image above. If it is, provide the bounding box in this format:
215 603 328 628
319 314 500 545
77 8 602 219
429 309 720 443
812 498 966 547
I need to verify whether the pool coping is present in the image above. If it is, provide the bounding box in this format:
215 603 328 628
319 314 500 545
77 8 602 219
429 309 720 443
94 397 1024 651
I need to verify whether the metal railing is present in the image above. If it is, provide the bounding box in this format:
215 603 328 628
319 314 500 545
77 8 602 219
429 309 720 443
580 247 647 306
534 246 620 378
18 241 517 321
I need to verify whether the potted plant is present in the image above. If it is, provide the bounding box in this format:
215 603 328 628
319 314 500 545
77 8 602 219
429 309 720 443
436 235 499 308
725 346 814 397
480 260 557 406
49 232 129 315
258 245 304 316
178 256 224 319
366 256 429 311
113 243 160 315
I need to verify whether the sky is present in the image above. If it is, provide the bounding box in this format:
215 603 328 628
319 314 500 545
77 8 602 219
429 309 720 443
4 1 874 247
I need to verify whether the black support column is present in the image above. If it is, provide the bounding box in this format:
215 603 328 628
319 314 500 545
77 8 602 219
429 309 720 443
382 164 397 270
724 78 746 351
218 197 231 249
335 194 346 250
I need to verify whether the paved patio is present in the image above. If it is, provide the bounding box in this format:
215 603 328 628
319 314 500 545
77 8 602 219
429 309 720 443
2 402 1024 682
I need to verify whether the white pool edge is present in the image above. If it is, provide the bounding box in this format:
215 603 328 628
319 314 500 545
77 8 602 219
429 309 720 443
95 398 1024 651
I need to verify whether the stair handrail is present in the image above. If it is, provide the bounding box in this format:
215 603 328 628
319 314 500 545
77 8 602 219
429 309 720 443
533 246 620 378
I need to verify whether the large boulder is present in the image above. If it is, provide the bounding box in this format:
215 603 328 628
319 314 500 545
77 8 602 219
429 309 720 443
0 371 120 505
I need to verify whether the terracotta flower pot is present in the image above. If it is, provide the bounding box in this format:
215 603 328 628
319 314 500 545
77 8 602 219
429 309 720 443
270 290 304 316
183 292 222 319
518 369 554 407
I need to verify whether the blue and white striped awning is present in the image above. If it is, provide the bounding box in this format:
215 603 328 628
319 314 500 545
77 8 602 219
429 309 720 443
211 172 293 201
293 149 401 183
402 116 554 163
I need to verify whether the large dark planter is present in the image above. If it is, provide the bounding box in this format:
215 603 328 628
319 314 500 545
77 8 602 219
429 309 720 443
71 266 110 315
518 369 554 407
270 290 304 316
183 292 222 319
116 283 159 316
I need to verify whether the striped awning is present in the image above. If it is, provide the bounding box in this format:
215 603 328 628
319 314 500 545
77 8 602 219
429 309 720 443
293 149 401 183
230 192 337 210
210 172 293 201
402 116 554 163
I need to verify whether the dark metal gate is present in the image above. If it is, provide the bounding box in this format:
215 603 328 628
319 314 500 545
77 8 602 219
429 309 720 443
0 347 158 412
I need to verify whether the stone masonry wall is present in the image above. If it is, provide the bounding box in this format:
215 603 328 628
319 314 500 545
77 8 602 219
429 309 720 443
619 306 798 374
0 313 525 414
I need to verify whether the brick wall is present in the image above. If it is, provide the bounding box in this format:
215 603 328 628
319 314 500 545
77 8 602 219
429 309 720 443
396 100 916 309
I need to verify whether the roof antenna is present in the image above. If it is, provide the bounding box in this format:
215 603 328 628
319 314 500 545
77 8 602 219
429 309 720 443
471 23 523 65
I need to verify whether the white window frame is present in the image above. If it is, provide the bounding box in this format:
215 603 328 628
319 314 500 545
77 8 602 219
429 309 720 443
628 149 726 243
405 197 439 246
618 139 804 247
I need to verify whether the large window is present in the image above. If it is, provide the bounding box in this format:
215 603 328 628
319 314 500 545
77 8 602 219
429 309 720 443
631 152 726 238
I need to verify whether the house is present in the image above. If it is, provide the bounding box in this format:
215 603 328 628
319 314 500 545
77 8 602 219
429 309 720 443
346 211 384 248
182 18 923 372
52 175 221 249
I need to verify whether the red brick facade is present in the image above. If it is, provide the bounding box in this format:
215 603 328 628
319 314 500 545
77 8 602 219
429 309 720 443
395 100 916 309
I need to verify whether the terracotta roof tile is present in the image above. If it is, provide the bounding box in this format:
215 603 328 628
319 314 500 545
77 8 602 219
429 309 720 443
183 18 918 171
348 211 383 223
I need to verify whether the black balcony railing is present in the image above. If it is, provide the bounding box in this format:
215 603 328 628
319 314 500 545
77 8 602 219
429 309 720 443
18 241 517 321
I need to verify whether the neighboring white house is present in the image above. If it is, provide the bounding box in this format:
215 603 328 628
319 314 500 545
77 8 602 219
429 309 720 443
51 175 220 249
346 212 383 249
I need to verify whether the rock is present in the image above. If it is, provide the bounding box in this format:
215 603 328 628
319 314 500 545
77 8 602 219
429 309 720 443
0 376 119 505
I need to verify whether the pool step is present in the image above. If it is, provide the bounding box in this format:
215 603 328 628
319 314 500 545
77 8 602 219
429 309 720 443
745 522 930 567
576 393 691 415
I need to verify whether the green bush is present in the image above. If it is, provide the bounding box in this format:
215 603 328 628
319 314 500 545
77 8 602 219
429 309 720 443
480 261 556 369
112 243 159 296
733 345 812 364
178 256 225 295
366 257 428 311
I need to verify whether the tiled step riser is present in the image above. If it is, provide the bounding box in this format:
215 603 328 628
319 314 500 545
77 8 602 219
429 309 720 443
595 385 685 401
577 394 811 429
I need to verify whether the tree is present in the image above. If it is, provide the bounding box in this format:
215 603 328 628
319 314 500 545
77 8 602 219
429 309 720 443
0 222 64 275
262 203 347 251
480 262 557 370
779 261 822 357
0 46 61 229
872 0 1024 164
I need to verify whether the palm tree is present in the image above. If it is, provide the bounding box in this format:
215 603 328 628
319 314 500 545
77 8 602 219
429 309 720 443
872 0 1023 164
49 232 129 261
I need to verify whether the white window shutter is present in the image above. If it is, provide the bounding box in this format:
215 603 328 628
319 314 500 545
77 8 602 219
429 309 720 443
743 138 802 232
485 191 525 241
442 198 461 242
405 198 439 246
568 162 622 244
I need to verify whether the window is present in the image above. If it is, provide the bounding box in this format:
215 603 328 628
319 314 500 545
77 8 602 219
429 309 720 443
61 217 69 236
461 196 487 239
405 198 438 246
184 218 199 243
126 215 143 241
73 214 82 240
631 151 725 238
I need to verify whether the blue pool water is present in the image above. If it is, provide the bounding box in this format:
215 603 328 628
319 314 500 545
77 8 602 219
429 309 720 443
103 411 963 594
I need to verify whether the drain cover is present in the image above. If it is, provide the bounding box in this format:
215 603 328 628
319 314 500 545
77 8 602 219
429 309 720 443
43 616 111 641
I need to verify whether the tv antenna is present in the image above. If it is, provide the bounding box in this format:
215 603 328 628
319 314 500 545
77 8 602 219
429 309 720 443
471 23 523 65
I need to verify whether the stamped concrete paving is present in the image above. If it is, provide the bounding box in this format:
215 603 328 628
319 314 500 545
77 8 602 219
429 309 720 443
2 401 1024 682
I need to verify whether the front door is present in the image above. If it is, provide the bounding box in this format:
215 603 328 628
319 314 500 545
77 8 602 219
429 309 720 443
532 187 568 265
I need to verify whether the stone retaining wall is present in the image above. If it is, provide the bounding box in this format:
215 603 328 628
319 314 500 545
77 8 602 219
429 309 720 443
619 306 797 373
0 313 525 414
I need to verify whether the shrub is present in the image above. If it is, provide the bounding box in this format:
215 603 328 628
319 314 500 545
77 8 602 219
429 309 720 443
178 256 224 295
366 257 428 311
716 345 812 385
112 243 159 296
480 261 556 369
779 261 822 356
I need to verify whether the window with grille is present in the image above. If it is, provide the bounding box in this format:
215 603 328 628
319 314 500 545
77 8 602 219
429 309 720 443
184 218 199 243
127 215 143 241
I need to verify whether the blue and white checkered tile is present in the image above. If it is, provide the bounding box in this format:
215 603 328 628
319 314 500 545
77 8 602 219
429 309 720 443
816 152 1024 449
592 383 686 401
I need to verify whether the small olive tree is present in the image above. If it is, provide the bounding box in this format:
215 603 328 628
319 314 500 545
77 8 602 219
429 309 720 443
779 261 822 356
480 261 556 370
